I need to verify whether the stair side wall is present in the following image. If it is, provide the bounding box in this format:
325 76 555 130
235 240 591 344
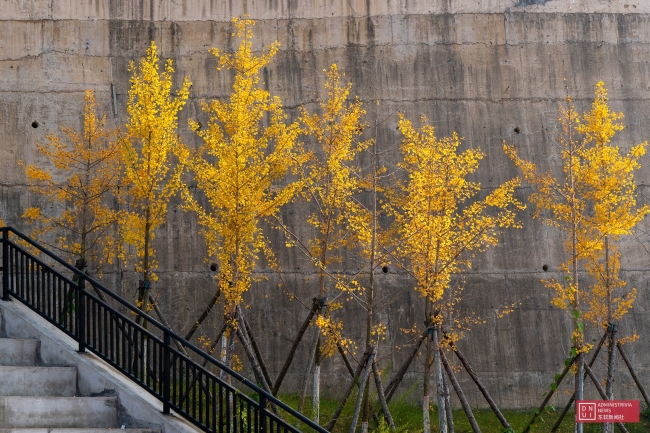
0 300 199 433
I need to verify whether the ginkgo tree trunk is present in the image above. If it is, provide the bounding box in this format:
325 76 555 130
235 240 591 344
394 113 524 433
22 90 121 273
183 17 303 389
119 41 191 319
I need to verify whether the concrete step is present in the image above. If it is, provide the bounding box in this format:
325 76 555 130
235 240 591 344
0 366 77 396
0 428 160 433
0 338 38 366
0 396 117 428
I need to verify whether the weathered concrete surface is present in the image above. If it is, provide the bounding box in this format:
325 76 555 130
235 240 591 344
0 339 39 367
0 396 117 428
0 366 77 396
2 0 650 20
3 0 650 409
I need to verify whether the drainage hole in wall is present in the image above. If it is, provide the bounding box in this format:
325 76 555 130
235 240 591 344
382 266 389 274
514 127 521 134
31 121 39 128
542 264 549 272
210 263 218 272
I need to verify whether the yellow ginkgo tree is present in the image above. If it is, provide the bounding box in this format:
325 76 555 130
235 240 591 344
119 41 191 318
505 82 648 433
576 83 648 328
573 83 649 421
22 90 121 273
395 113 524 433
340 119 396 433
183 17 303 390
294 63 370 423
505 96 591 431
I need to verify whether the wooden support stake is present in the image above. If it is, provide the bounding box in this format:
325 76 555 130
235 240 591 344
616 342 650 410
177 321 228 408
440 348 481 433
372 361 396 431
522 356 575 433
272 299 321 394
326 348 371 432
385 329 429 401
550 331 610 432
184 288 221 341
235 309 273 397
584 364 629 433
338 341 355 378
149 295 190 356
551 394 575 433
447 337 512 431
349 347 376 433
241 314 273 390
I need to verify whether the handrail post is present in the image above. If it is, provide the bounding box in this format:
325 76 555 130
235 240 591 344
163 330 171 414
260 393 267 433
2 228 9 301
77 273 86 353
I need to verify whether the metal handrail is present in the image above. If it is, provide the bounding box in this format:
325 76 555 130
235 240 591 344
1 226 328 433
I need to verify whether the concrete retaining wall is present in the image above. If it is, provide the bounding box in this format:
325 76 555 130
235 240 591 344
2 0 650 408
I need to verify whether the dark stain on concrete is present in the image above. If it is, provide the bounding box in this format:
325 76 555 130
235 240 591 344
516 0 552 6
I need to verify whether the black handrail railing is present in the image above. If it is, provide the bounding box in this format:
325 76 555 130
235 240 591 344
1 227 328 433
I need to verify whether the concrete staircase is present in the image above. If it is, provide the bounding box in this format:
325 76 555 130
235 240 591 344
0 338 159 433
0 311 160 432
0 300 200 433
